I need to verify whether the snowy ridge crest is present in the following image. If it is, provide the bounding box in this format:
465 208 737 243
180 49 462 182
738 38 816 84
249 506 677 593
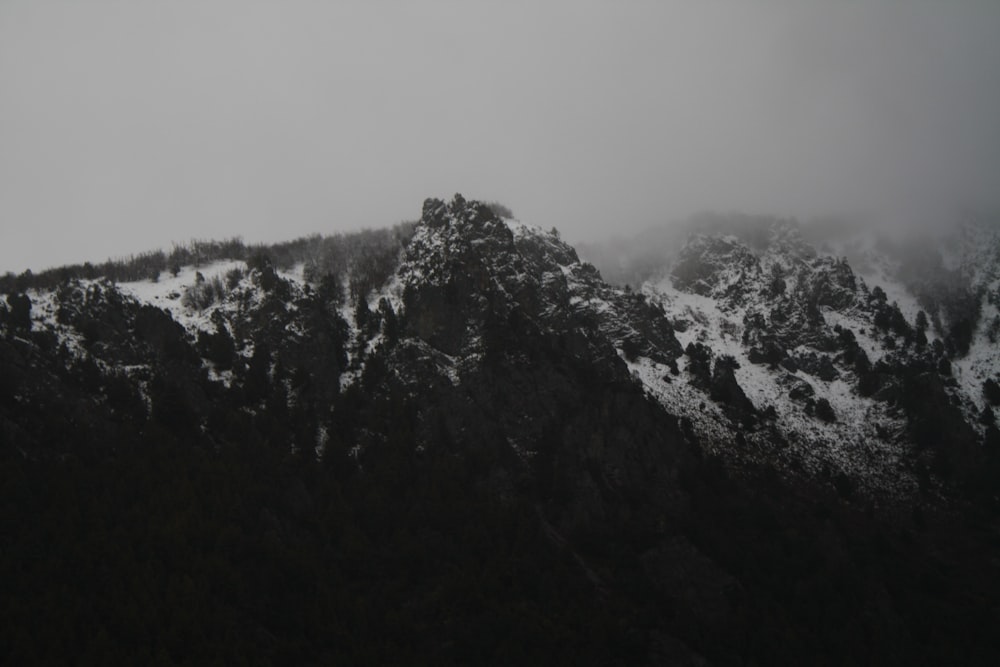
3 199 998 502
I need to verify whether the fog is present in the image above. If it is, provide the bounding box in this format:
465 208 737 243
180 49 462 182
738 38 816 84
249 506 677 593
2 0 998 273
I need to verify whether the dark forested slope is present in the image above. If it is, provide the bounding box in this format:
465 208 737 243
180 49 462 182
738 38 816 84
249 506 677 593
2 197 999 664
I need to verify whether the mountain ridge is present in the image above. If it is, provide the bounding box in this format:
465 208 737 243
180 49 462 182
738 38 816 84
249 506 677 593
2 195 1000 663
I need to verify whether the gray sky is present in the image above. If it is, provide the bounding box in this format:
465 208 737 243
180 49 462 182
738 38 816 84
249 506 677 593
2 0 999 273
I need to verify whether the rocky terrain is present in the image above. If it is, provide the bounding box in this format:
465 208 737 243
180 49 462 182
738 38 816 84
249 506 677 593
2 196 999 664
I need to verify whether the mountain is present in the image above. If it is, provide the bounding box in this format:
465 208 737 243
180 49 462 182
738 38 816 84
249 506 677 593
2 196 999 664
583 213 1000 499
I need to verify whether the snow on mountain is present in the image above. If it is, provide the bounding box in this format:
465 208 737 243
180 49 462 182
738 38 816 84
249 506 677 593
115 261 250 334
4 198 999 503
4 198 999 664
611 216 1000 497
630 236 911 494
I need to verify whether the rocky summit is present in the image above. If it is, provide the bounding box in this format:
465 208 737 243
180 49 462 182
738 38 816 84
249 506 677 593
2 196 999 664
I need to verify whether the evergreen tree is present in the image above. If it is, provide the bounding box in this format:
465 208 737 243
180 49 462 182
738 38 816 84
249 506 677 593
983 378 1000 406
5 293 31 331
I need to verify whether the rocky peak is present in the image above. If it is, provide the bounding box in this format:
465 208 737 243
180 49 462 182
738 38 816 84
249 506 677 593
3 199 1000 663
399 194 679 371
421 194 499 231
671 234 761 299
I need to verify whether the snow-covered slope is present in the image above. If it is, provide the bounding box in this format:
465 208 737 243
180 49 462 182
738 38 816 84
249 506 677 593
622 219 1000 498
4 198 998 504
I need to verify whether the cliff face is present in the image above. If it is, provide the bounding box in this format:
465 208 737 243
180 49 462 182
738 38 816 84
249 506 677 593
2 196 999 664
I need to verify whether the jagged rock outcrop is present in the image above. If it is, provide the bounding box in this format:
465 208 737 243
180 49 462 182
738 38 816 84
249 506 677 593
623 217 1000 502
672 235 760 300
3 198 1000 664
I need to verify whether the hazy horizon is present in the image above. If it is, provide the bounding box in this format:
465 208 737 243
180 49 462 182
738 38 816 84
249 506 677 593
3 1 999 273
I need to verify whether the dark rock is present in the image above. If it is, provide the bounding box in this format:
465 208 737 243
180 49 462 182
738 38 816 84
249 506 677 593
748 340 785 367
779 356 799 373
983 378 1000 406
807 257 858 310
795 352 839 381
672 235 759 299
785 376 815 402
710 355 756 425
685 342 712 391
422 197 448 227
814 397 836 422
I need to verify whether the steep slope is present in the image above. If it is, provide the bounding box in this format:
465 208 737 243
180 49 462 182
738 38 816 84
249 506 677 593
580 216 1000 502
2 197 1000 664
0 196 711 662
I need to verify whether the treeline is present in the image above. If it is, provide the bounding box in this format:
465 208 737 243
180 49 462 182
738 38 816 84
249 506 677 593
0 222 419 295
0 238 247 294
300 223 417 300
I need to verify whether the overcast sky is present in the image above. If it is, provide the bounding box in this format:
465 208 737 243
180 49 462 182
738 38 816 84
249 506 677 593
2 0 999 273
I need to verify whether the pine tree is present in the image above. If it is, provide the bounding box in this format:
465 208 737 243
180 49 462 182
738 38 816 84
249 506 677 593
979 405 995 425
5 293 31 331
983 378 1000 406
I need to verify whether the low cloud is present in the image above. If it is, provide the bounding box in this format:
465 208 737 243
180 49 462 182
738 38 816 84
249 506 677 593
1 1 998 272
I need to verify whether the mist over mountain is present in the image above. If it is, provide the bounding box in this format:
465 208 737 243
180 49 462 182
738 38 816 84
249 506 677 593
3 0 1000 662
3 195 1000 663
3 1 1000 273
